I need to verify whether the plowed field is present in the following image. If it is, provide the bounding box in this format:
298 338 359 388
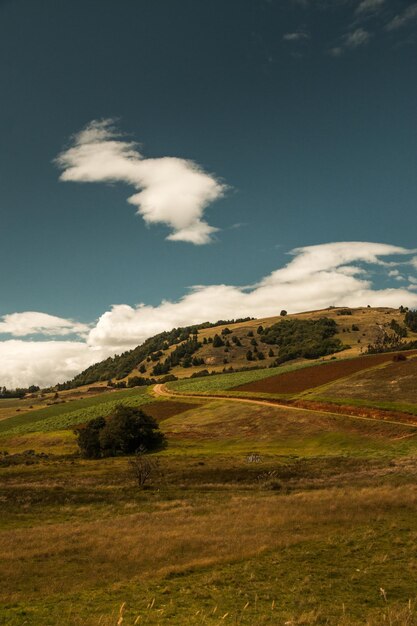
140 400 200 421
233 352 417 395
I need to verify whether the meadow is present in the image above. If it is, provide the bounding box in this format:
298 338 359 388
2 353 417 624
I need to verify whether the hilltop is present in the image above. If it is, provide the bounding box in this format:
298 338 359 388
57 306 417 390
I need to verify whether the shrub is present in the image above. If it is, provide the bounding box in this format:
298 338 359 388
280 310 287 316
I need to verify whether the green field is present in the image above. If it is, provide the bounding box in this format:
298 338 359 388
0 387 152 437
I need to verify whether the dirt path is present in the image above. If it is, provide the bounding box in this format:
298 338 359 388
153 384 417 431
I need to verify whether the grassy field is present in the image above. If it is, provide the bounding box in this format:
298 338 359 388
0 387 155 437
2 381 417 625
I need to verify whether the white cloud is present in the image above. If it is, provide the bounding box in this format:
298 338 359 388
0 340 102 389
385 3 417 30
87 242 417 351
55 120 226 245
2 242 417 388
356 0 385 15
0 312 89 337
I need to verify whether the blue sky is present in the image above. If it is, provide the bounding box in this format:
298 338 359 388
1 0 417 387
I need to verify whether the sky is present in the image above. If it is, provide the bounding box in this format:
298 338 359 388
0 0 417 388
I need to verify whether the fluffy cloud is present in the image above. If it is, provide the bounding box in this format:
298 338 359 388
55 120 226 245
87 241 417 350
2 242 417 388
0 312 89 337
0 340 102 389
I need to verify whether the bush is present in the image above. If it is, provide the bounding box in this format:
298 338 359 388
74 405 166 458
280 310 287 316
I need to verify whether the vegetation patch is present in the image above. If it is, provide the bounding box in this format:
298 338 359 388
261 317 344 363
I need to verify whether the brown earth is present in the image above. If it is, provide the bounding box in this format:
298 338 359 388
140 400 201 421
233 351 417 395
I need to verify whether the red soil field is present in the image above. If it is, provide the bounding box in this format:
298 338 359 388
233 352 417 395
141 400 200 421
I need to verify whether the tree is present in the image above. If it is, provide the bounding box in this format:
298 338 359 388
257 325 264 334
75 405 166 459
280 310 287 317
139 363 146 374
268 348 275 357
129 447 161 488
405 310 417 332
246 349 254 361
75 416 106 459
212 334 225 347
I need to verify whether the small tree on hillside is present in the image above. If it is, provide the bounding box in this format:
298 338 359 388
213 334 225 348
75 405 166 459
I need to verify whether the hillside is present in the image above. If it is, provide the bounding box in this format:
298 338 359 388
58 306 417 390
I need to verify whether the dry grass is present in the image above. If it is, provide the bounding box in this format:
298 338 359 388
2 484 417 605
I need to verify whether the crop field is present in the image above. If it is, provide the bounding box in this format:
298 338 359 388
232 351 417 396
168 361 320 395
0 387 153 437
311 356 417 405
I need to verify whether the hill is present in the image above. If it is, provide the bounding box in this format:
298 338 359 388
57 306 417 390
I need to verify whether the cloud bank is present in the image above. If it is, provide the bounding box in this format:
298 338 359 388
56 120 226 245
2 242 417 388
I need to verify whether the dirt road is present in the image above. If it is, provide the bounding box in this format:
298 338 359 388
153 384 417 431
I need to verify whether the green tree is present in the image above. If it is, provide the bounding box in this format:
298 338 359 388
74 416 106 459
99 405 166 457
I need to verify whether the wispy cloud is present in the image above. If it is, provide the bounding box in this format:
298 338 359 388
385 3 417 30
56 120 227 245
2 242 417 388
330 26 372 55
356 0 385 15
283 31 310 41
345 27 372 47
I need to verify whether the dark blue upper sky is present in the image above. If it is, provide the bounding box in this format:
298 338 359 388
1 0 416 321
